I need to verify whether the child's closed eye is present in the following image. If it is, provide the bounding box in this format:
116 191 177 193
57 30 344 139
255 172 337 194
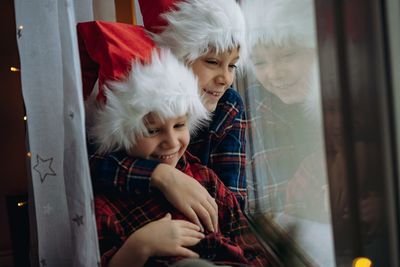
205 59 218 65
278 51 297 62
174 122 187 129
229 63 238 70
146 128 160 136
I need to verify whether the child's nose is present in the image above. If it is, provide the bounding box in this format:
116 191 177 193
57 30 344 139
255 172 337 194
216 68 232 86
265 64 285 81
162 131 179 148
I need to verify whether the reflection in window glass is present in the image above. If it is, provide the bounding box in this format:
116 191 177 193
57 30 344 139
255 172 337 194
240 0 335 266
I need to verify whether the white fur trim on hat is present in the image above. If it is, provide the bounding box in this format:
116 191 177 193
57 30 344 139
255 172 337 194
153 0 247 65
89 49 210 154
241 0 317 49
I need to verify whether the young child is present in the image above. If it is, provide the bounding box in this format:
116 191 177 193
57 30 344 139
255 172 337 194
241 0 328 219
88 0 248 231
78 21 270 267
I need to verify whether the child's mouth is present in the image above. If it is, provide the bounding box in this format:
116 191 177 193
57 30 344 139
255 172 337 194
151 151 178 161
158 153 176 160
203 88 223 97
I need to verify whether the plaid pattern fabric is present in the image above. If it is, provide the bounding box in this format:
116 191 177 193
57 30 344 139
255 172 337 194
89 151 158 193
244 83 325 215
95 152 270 267
285 151 329 221
89 88 247 209
188 88 247 209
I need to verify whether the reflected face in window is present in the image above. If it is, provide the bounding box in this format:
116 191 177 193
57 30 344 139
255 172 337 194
128 113 190 167
251 43 316 104
190 48 239 111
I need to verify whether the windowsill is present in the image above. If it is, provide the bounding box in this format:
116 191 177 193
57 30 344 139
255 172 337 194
246 212 335 267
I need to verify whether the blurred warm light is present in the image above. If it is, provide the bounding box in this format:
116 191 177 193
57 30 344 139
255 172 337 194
17 201 27 207
353 257 372 267
27 152 31 157
23 116 27 121
18 25 23 30
10 67 20 72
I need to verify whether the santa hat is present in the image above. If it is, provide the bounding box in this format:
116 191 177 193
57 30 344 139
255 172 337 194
77 21 209 154
138 0 247 64
241 0 317 50
243 0 322 124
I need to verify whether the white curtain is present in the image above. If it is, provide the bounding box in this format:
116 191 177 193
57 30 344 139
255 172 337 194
13 0 108 266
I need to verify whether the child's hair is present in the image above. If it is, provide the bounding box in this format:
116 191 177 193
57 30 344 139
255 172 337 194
77 21 209 155
139 0 247 65
241 0 317 50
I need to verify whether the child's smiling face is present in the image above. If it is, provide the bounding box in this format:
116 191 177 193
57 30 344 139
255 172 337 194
251 43 315 104
128 113 190 167
191 48 240 111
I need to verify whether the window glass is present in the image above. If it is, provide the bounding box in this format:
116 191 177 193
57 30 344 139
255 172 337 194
239 0 335 265
386 0 400 181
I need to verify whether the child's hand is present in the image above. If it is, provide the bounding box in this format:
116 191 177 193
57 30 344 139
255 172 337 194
133 213 205 258
152 164 218 233
108 213 204 267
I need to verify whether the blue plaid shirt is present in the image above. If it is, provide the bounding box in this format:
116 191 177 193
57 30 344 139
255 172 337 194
244 83 326 217
89 88 247 209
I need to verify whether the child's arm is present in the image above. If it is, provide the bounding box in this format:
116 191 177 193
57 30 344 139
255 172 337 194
194 89 247 209
90 152 218 232
108 213 204 267
213 102 247 208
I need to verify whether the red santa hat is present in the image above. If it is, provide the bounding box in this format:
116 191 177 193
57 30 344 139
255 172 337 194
138 0 247 64
77 21 209 154
241 0 317 49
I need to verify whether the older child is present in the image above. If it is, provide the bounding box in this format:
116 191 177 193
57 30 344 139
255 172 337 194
88 0 248 231
79 21 270 267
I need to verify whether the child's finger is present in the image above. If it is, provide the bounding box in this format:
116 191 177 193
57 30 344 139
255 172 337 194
175 247 199 258
181 236 204 247
177 220 202 231
184 208 204 232
195 204 214 232
207 196 218 213
206 197 218 231
180 228 205 239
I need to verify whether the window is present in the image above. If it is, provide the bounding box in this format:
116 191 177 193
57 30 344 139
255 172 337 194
239 0 335 265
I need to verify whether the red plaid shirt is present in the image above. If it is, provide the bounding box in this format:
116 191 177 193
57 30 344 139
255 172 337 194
95 153 270 267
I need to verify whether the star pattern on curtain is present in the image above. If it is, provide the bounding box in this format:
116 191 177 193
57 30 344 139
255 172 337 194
17 27 23 38
72 214 84 226
33 154 56 183
43 203 53 215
